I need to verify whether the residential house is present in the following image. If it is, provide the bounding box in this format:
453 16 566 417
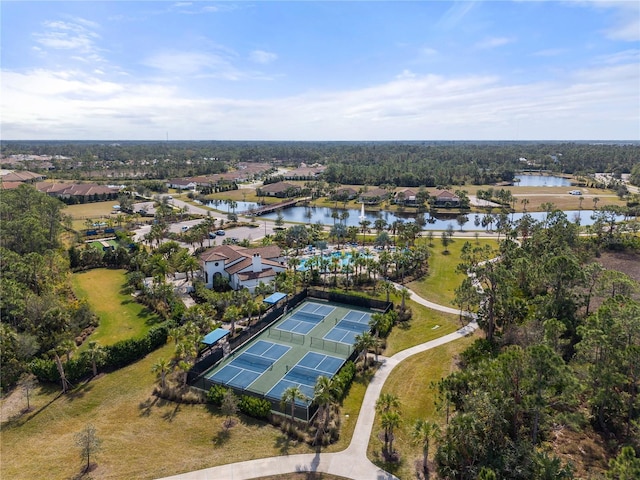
394 188 418 206
359 187 389 205
200 244 285 293
282 163 326 180
330 187 358 202
258 181 301 198
167 178 197 190
432 190 461 208
0 169 46 183
35 182 120 202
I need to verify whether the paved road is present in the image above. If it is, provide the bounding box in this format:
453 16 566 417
157 288 478 480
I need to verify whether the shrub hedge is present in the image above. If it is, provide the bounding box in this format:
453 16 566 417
30 322 172 384
207 385 272 420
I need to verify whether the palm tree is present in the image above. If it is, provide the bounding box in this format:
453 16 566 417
281 385 307 422
354 331 376 368
182 255 200 281
312 375 335 444
152 358 171 389
381 280 395 303
411 418 439 476
381 411 401 456
84 341 106 377
368 313 390 363
399 287 410 311
223 305 241 337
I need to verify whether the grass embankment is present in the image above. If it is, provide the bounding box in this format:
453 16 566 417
368 334 478 480
407 237 498 308
71 268 160 346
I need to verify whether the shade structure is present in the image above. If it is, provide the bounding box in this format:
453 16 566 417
263 292 287 305
202 328 230 346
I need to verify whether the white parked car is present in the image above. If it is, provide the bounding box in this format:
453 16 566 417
569 190 582 195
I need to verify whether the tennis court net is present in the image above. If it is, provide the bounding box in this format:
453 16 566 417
290 311 324 323
287 366 322 385
337 319 370 333
233 352 272 370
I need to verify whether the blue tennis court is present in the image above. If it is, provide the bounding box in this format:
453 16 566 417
266 351 344 404
207 340 290 389
276 302 335 335
323 310 372 345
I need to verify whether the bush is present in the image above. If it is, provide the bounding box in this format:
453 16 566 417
239 395 271 419
332 361 356 400
30 321 172 384
207 384 228 406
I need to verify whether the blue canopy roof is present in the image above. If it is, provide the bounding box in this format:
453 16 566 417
201 328 230 345
263 292 287 304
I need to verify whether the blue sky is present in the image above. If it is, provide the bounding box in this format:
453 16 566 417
1 1 638 140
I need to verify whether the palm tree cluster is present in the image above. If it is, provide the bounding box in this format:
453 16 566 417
376 393 402 461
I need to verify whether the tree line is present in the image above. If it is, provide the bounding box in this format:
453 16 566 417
2 140 638 186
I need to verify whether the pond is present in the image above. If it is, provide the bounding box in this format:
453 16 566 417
514 174 573 187
206 200 259 212
259 206 616 231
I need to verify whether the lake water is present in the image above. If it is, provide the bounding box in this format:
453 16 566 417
514 174 573 187
258 206 612 230
207 200 259 212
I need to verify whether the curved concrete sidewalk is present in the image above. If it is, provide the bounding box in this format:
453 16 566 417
158 290 478 480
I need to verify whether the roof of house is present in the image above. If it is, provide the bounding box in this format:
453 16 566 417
35 182 118 196
167 178 196 186
237 268 278 281
200 244 282 264
335 187 358 195
0 170 46 182
0 181 23 190
360 187 389 198
259 181 299 194
395 188 417 197
225 256 283 275
284 165 326 177
433 190 460 200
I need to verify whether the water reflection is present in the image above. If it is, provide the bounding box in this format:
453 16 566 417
514 175 573 187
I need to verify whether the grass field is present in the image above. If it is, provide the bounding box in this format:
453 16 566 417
9 190 501 479
384 301 461 356
64 200 120 219
368 333 478 480
0 336 373 480
407 237 499 308
71 268 160 346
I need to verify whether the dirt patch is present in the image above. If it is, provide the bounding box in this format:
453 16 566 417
596 251 640 283
551 424 609 478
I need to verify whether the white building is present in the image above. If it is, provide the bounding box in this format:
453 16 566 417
200 244 285 293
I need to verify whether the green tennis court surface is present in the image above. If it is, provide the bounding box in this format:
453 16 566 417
203 299 374 404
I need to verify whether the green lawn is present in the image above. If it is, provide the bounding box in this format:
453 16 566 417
368 333 478 480
0 336 373 480
1 252 480 479
407 237 498 308
384 301 461 356
71 268 160 346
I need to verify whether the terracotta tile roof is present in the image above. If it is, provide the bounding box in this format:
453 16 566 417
260 182 299 194
0 181 22 190
237 269 278 281
200 244 281 264
0 170 45 182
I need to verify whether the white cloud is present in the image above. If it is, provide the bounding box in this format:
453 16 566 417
573 0 640 41
475 37 515 49
249 50 278 65
141 50 241 78
33 18 105 64
2 57 638 140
